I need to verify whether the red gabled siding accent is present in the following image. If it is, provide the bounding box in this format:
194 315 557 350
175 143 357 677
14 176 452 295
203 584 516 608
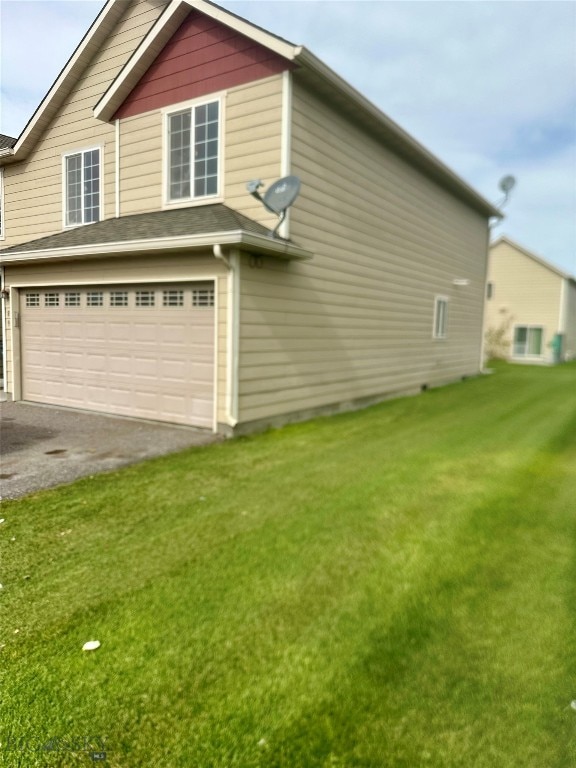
114 12 293 119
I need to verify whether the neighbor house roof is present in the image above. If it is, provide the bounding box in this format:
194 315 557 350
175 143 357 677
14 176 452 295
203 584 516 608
0 134 17 151
491 236 576 283
0 0 500 220
0 205 314 264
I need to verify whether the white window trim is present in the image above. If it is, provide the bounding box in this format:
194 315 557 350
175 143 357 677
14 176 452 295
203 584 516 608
61 145 104 229
433 295 449 340
512 324 545 358
0 168 5 240
162 94 225 209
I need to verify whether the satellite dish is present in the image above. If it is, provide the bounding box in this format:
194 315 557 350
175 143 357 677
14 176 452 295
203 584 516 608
246 176 301 237
498 175 516 195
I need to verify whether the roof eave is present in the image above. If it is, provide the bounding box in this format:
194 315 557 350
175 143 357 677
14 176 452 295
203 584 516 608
94 0 299 123
293 47 500 220
0 230 314 265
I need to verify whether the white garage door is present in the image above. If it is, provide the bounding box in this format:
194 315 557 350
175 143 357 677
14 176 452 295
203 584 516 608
20 283 215 428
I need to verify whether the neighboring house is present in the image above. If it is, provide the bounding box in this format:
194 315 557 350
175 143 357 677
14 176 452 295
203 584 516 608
485 236 576 364
0 0 499 434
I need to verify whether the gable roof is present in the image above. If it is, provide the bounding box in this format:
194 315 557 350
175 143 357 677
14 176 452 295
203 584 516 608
491 235 575 282
0 0 500 219
0 204 313 263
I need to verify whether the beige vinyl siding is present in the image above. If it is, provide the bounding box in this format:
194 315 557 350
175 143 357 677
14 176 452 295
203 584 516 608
237 79 489 425
485 239 564 363
2 0 167 246
3 254 229 423
117 75 283 218
565 281 576 359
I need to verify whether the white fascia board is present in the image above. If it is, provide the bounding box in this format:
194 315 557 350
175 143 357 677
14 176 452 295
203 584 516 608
189 0 299 59
294 47 500 220
6 0 125 163
94 0 191 122
0 231 313 264
94 0 299 123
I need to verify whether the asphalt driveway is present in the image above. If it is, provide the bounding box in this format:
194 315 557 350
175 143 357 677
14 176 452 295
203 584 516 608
0 401 219 500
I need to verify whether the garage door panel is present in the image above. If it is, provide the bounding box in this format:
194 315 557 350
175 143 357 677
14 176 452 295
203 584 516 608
20 283 215 428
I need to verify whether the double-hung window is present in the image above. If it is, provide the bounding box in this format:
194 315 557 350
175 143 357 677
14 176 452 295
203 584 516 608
167 100 220 202
433 296 449 339
64 148 100 226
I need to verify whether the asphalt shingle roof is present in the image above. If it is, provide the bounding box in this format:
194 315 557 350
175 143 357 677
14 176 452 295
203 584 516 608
0 134 17 151
0 204 272 254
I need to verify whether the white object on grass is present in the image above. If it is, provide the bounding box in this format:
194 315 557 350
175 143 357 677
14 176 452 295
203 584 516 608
82 640 101 651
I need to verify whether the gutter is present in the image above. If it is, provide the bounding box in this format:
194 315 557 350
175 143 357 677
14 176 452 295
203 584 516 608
0 230 314 265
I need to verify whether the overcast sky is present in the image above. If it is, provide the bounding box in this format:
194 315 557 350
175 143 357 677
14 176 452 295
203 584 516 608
1 0 574 275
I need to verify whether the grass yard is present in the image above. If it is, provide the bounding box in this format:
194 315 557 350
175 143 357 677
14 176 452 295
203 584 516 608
1 362 576 767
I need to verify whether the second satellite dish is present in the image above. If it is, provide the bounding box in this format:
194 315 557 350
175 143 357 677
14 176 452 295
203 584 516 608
246 176 301 237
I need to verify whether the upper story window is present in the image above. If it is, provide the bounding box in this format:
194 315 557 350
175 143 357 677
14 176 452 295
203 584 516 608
433 296 449 339
167 100 220 203
486 282 494 299
64 148 100 226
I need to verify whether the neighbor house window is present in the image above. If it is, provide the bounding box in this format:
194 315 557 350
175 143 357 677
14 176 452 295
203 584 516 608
167 100 220 202
433 296 449 339
64 148 100 226
513 326 543 357
487 282 494 299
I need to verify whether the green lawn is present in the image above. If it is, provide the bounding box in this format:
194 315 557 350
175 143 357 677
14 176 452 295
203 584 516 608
1 362 576 767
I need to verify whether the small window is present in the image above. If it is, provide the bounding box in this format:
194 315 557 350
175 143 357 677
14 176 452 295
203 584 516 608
26 293 40 308
136 290 155 307
45 293 60 307
163 289 184 307
487 282 494 300
64 148 100 226
86 291 104 307
110 291 129 307
433 296 448 339
65 292 81 307
192 287 215 308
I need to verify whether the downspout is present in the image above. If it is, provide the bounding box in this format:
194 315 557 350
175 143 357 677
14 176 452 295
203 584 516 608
0 267 6 393
213 245 239 429
279 69 293 240
115 119 120 218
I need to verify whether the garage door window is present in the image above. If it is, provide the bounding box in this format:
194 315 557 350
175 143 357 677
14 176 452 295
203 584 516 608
192 287 215 307
45 293 60 307
110 291 128 307
136 290 155 307
163 289 184 307
87 291 104 307
65 292 81 307
26 293 40 308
